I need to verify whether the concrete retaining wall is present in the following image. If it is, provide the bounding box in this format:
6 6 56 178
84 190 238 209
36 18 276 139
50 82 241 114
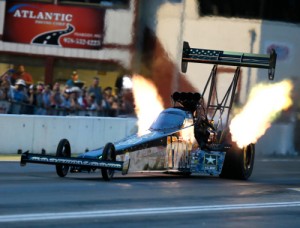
0 115 137 155
256 122 297 156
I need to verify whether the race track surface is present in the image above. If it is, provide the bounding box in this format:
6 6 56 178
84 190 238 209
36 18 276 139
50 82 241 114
1 156 300 227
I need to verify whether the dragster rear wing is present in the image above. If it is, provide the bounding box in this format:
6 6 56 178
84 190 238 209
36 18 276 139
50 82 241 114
181 41 277 80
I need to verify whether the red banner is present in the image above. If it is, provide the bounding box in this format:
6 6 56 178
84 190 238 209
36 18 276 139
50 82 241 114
3 2 105 50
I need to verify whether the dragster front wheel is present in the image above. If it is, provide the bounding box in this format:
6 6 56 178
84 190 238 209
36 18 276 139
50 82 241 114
101 143 116 181
55 139 71 177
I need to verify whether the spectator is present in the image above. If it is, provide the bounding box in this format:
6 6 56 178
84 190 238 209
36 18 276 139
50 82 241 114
0 77 13 101
65 71 78 88
69 87 83 112
88 77 103 107
12 65 33 86
43 84 53 114
0 69 15 85
86 92 99 111
119 90 135 116
26 84 38 114
78 87 89 109
28 84 37 106
102 86 118 116
51 82 63 108
28 83 45 114
66 71 84 88
11 79 29 103
36 82 44 107
61 89 72 112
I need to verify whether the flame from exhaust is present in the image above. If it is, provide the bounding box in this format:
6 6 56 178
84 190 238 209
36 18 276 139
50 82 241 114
230 80 293 148
132 74 164 135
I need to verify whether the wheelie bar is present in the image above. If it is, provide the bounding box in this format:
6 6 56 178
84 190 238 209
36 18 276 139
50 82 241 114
20 152 123 171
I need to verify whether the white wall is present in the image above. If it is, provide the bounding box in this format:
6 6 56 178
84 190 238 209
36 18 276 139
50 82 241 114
103 0 135 45
0 1 4 35
152 0 300 103
0 115 137 155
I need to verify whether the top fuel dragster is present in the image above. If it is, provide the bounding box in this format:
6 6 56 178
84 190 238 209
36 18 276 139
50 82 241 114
20 41 277 181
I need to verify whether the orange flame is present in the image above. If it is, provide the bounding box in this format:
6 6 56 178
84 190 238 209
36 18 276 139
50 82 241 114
230 80 293 148
132 74 164 135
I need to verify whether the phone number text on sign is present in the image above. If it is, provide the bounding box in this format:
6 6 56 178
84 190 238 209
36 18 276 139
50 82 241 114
63 37 101 46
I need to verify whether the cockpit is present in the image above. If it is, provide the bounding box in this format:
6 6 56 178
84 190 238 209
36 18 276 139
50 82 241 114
150 108 193 132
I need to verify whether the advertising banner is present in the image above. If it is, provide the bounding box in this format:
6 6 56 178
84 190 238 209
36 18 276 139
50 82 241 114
3 1 105 50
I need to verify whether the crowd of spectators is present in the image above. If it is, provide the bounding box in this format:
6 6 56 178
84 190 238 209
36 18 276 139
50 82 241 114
0 66 135 117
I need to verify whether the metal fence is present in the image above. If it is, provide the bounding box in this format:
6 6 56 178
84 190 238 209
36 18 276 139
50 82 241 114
0 100 108 117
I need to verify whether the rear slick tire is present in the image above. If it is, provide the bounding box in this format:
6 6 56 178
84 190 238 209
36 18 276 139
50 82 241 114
55 139 71 177
220 143 255 180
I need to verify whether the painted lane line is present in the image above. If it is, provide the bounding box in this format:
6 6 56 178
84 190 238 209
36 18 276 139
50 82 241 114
260 159 300 162
1 201 300 223
288 188 300 192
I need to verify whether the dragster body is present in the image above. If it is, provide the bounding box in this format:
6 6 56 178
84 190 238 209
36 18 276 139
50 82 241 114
20 41 277 181
77 106 226 176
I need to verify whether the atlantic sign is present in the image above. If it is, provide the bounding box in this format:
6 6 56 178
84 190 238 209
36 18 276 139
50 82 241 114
3 2 105 49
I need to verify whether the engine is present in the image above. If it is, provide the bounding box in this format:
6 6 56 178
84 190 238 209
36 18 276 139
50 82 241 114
171 91 218 149
194 118 217 149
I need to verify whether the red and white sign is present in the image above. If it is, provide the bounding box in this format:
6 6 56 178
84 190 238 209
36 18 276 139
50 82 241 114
3 1 105 49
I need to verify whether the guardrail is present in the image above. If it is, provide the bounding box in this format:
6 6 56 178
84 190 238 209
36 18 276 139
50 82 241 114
0 100 129 117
